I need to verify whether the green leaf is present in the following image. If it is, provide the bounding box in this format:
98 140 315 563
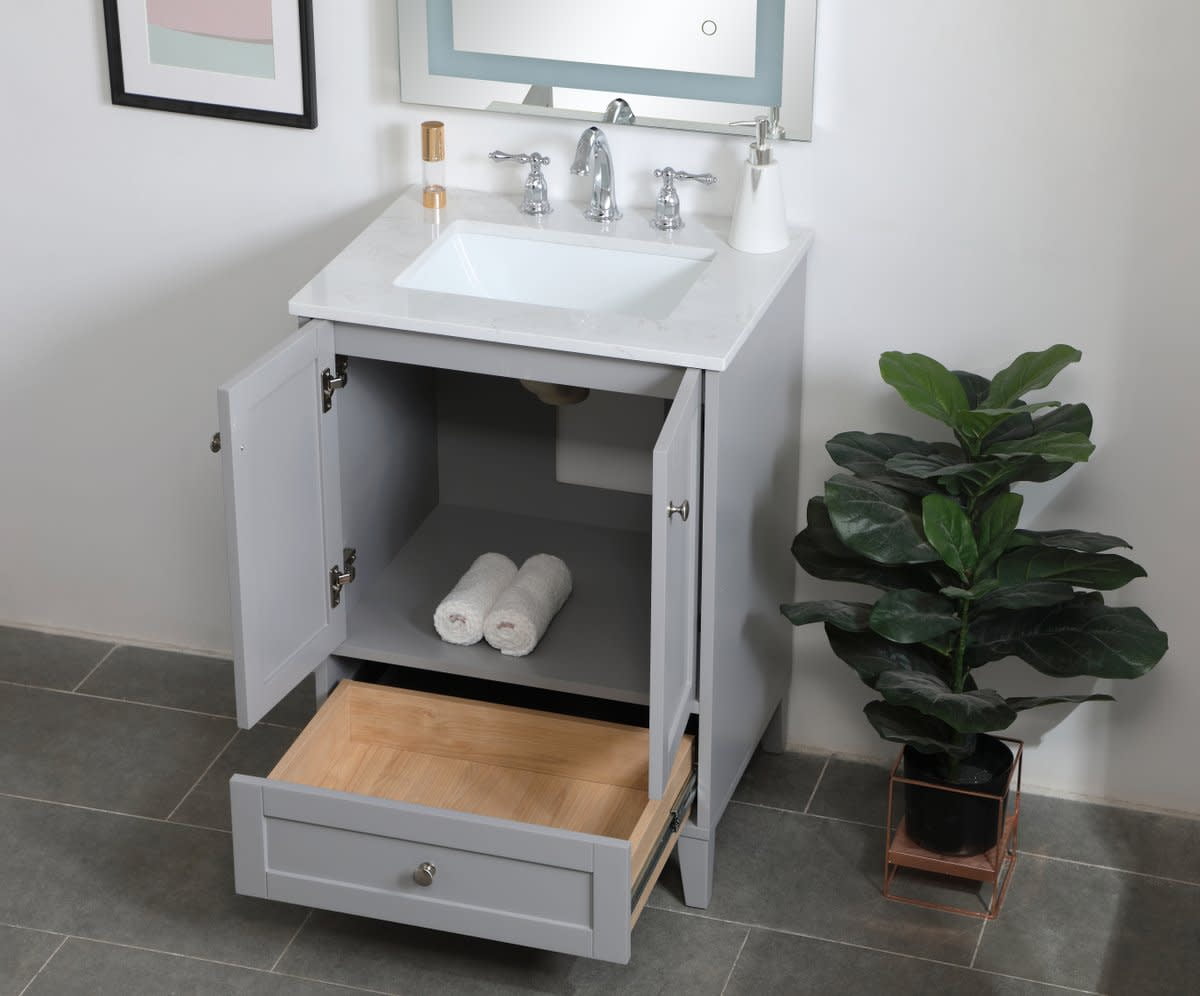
825 475 939 565
1034 402 1092 437
954 409 1024 444
976 493 1023 575
953 370 991 409
981 412 1035 446
869 590 961 644
885 452 966 480
827 432 958 476
825 432 945 499
879 352 970 427
886 456 1028 504
986 431 1095 463
983 344 1082 409
1008 529 1131 553
875 671 1017 733
826 432 958 496
955 404 1061 445
974 403 1062 417
995 547 1147 591
1006 694 1114 712
1014 457 1077 484
969 594 1168 679
790 499 943 592
863 701 977 758
781 600 872 631
825 626 945 688
922 494 978 578
940 579 1002 601
976 581 1077 611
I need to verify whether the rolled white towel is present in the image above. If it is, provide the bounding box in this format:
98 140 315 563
433 553 518 646
483 554 573 657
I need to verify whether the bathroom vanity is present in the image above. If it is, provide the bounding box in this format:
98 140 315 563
217 187 811 963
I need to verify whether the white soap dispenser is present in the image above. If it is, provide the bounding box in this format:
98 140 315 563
728 117 789 254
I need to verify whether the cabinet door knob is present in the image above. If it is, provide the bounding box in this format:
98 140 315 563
210 432 221 453
666 500 690 522
413 861 437 887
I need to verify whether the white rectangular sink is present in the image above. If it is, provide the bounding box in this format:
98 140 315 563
394 221 715 320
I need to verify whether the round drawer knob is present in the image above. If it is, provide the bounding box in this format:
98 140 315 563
413 861 437 887
666 500 690 522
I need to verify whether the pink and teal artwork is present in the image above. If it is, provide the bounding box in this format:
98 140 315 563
146 0 276 79
103 0 316 128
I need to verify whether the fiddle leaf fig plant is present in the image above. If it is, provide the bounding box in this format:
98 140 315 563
782 345 1168 769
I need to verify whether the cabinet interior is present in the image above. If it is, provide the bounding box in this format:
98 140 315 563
270 681 695 862
333 360 670 705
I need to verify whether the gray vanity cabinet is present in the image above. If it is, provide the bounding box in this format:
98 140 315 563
219 320 347 730
219 317 699 790
216 256 803 962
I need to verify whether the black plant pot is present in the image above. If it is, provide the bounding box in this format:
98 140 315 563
902 735 1015 857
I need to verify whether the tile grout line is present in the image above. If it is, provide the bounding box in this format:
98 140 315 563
719 927 751 996
16 934 70 996
0 921 66 938
801 754 832 814
1018 849 1200 888
0 790 231 835
27 934 399 996
0 678 237 723
733 798 882 829
969 967 1098 994
728 800 1200 890
165 728 242 822
646 906 985 971
645 906 1100 993
0 678 309 731
69 644 120 693
269 909 313 973
968 918 988 969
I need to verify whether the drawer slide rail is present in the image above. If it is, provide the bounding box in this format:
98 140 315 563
631 769 698 906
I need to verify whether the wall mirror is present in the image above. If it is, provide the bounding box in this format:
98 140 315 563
397 1 818 141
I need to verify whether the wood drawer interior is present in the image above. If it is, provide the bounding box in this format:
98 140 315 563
269 680 694 886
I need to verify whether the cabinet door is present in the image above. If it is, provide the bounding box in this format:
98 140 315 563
218 321 346 728
649 369 702 798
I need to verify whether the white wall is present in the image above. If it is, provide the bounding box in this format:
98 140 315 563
1 2 1196 814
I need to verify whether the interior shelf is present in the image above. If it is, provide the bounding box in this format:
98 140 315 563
340 504 654 704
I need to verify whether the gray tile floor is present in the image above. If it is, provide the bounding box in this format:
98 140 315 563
2 624 1198 995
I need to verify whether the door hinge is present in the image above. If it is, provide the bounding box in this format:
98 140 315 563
321 355 349 413
330 547 357 608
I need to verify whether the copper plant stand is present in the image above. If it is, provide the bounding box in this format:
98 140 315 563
883 738 1022 920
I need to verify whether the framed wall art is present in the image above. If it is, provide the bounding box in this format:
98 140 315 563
102 0 317 128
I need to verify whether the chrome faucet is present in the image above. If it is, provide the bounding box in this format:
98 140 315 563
651 166 717 231
570 126 621 222
488 150 553 215
602 98 636 125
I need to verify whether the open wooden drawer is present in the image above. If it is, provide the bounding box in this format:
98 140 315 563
230 681 696 964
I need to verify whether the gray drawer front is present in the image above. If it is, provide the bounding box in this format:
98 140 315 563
231 775 633 963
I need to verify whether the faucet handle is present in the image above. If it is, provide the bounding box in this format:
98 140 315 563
654 167 717 185
489 150 553 215
651 167 717 231
489 150 550 167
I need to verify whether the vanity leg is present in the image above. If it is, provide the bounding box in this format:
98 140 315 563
759 697 788 755
314 656 358 706
676 826 715 909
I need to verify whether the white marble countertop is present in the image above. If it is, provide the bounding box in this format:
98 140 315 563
289 186 812 371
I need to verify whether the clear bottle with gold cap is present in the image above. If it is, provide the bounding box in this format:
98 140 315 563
421 121 446 209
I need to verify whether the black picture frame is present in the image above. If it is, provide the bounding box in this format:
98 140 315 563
101 0 317 129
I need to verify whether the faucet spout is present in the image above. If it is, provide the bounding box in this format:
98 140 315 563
570 126 621 222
